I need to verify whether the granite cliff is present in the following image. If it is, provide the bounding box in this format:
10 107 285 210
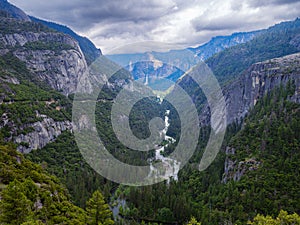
30 16 102 65
221 53 300 182
0 19 92 96
198 53 300 127
1 111 72 153
0 5 97 152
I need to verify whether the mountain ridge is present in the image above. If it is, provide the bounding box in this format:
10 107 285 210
108 30 262 90
0 0 102 65
0 2 299 224
30 16 102 65
189 30 265 60
0 0 30 21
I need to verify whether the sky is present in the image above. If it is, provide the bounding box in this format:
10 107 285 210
9 0 300 54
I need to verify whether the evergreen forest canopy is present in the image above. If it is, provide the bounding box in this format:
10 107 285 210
0 5 299 225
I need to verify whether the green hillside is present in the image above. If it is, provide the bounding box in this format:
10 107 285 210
206 18 300 84
115 84 300 225
0 3 299 224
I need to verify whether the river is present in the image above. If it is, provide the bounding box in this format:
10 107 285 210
148 110 180 183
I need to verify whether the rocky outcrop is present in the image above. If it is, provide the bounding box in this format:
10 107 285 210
221 53 300 183
0 19 90 153
0 12 122 154
30 16 102 65
227 53 300 123
0 31 93 95
1 111 72 154
15 48 90 95
15 116 72 154
0 32 79 49
200 53 300 126
222 147 261 183
0 4 108 153
0 76 19 85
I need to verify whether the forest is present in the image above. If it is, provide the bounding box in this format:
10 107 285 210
0 6 299 225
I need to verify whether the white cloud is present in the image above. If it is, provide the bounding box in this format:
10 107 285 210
9 0 300 53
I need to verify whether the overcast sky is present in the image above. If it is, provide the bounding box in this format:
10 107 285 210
9 0 300 54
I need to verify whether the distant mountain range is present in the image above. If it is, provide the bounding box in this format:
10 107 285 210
206 18 300 83
1 1 300 224
188 30 264 60
108 30 264 90
177 17 300 126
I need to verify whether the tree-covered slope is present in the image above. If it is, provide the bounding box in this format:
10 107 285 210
116 83 300 225
0 143 114 224
26 132 115 208
0 50 73 153
189 30 264 60
0 143 87 224
206 18 300 84
211 85 300 224
0 0 30 21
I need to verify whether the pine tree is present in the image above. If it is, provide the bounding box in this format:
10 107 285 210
86 190 114 225
0 179 33 225
187 217 202 225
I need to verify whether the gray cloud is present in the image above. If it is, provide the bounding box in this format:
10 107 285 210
192 16 252 32
247 0 300 7
192 0 300 34
8 0 300 53
89 20 155 39
9 0 176 29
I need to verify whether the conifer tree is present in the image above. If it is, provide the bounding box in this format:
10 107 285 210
187 217 202 225
0 179 33 225
86 190 114 225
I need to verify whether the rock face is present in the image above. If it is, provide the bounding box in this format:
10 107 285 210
227 53 300 123
0 76 19 85
15 116 72 154
0 112 72 153
0 31 92 95
1 32 78 48
0 9 96 152
0 7 128 153
222 147 261 183
221 53 300 183
200 53 300 126
30 16 102 65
